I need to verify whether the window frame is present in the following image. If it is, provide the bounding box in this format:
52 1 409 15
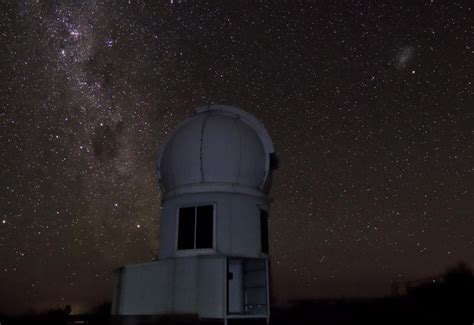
175 203 216 255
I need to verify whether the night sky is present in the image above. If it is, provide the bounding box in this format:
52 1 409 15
1 1 472 314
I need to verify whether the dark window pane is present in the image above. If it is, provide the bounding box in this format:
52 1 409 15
260 210 269 254
177 207 195 250
196 205 213 249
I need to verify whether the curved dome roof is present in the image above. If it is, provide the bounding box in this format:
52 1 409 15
157 105 275 198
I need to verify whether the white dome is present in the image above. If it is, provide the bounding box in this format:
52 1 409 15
157 105 275 198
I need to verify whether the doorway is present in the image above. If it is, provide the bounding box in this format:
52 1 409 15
227 258 268 316
228 259 244 314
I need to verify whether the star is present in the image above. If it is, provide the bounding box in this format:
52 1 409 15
0 0 471 314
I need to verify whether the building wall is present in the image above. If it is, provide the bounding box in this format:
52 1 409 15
112 260 174 315
159 192 268 259
197 256 226 318
172 257 198 313
112 256 226 319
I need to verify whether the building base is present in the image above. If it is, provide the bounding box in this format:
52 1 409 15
112 256 269 322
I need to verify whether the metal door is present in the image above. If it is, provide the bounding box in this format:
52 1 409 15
228 259 243 314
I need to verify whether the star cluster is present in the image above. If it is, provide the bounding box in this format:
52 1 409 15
0 1 472 313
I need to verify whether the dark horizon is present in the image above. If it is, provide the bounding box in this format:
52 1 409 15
1 261 473 325
1 1 472 315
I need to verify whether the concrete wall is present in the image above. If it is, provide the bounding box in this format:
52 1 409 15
159 192 268 259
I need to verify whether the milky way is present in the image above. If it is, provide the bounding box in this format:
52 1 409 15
1 1 472 314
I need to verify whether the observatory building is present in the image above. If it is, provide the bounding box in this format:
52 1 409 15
112 105 277 324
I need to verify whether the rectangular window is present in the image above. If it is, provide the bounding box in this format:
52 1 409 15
260 210 269 254
196 205 214 249
177 205 214 250
177 207 195 250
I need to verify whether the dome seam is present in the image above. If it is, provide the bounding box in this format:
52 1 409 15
235 116 242 185
199 113 210 183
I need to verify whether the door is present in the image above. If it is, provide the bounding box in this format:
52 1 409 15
227 259 243 314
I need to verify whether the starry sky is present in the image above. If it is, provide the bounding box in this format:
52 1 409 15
0 0 472 314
